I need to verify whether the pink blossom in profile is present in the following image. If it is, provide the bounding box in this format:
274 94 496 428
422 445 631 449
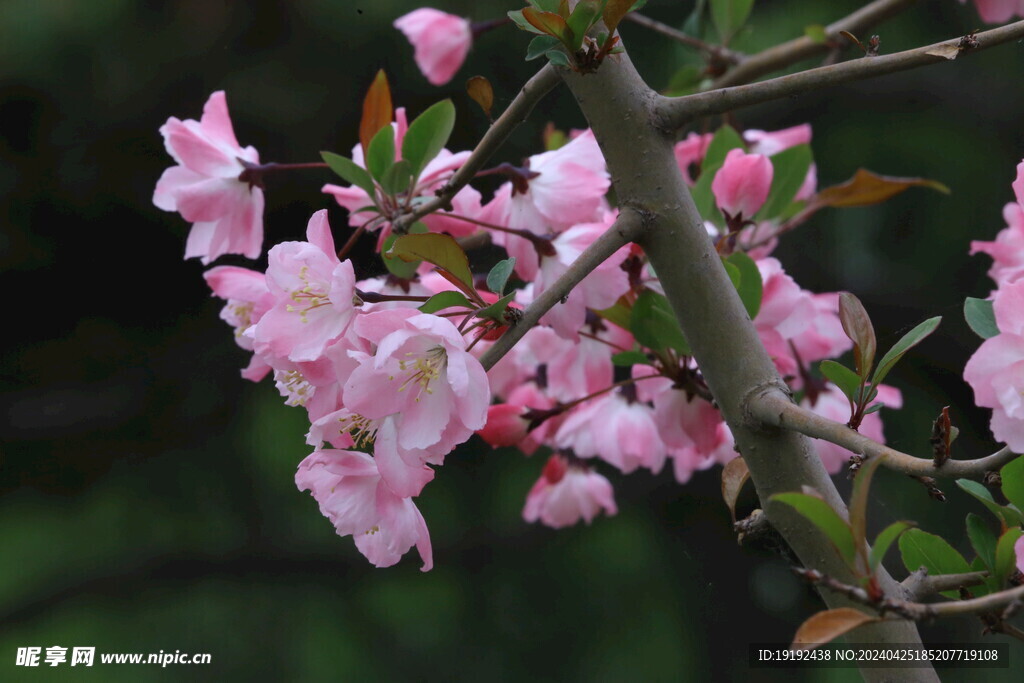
960 0 1024 23
971 192 1024 289
203 265 274 381
154 91 264 264
964 279 1024 451
477 382 557 455
744 124 811 156
712 148 773 220
523 454 617 529
803 384 903 474
394 9 473 86
295 449 432 571
251 210 357 363
554 390 666 474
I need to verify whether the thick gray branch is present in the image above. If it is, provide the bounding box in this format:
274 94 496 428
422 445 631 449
656 19 1024 129
478 208 644 371
748 388 1022 480
713 0 920 88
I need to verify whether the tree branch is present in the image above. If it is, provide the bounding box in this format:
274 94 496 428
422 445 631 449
655 19 1024 130
478 208 645 371
747 388 1022 480
394 64 560 231
623 12 743 64
712 0 920 88
902 567 990 601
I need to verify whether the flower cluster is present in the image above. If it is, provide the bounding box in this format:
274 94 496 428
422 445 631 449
157 81 908 569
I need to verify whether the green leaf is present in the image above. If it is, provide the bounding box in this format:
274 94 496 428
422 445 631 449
966 512 998 570
612 350 650 367
526 34 562 60
595 297 632 331
321 151 376 197
567 0 601 52
723 259 741 288
994 527 1024 587
388 233 474 293
710 0 754 42
861 403 884 416
602 0 636 34
381 222 428 279
899 528 972 598
631 289 691 356
545 49 571 67
756 144 813 221
419 290 474 314
509 9 547 34
819 360 862 404
725 252 762 319
1001 456 1024 510
486 258 517 296
955 479 1024 528
964 297 999 340
804 24 828 44
850 454 886 565
378 160 413 196
366 124 395 181
870 521 914 573
402 100 456 179
771 492 856 567
664 66 705 97
839 292 876 380
476 292 516 322
871 316 941 386
522 7 574 44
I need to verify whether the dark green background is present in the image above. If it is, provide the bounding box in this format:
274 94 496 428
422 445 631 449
2 0 1022 680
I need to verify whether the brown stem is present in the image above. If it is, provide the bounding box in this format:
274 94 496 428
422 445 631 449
747 388 1022 481
623 13 743 64
656 19 1024 129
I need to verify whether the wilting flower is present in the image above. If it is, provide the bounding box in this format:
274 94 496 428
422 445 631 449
394 8 473 86
154 91 264 264
523 454 617 528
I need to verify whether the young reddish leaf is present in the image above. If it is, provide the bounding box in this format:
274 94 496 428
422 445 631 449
994 527 1024 587
871 316 941 387
381 223 427 280
811 169 949 209
771 492 856 567
849 454 886 570
838 292 876 379
509 9 548 35
869 520 915 573
721 456 750 523
899 528 973 598
603 0 635 34
791 608 879 650
466 76 494 119
360 70 393 157
522 7 574 44
388 233 474 294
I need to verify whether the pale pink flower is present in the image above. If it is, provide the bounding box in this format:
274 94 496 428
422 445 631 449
971 196 1024 289
554 390 666 474
394 9 473 86
154 91 264 264
251 211 357 363
478 382 558 455
1015 159 1024 207
344 309 490 454
203 265 274 381
961 0 1024 23
295 449 433 571
712 148 773 220
744 124 811 156
673 132 713 185
964 279 1024 451
523 454 617 528
1016 535 1024 575
804 384 903 474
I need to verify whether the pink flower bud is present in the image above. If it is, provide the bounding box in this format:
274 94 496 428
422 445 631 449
394 9 472 86
711 148 773 220
522 455 617 529
478 404 531 448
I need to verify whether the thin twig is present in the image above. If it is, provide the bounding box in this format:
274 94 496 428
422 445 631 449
747 388 1022 480
712 0 920 88
656 19 1024 129
623 13 743 64
394 64 561 232
478 209 645 371
902 567 989 600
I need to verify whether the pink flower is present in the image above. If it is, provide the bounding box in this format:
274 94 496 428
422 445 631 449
804 384 903 474
971 164 1024 288
744 124 811 156
394 9 473 86
344 309 490 453
964 279 1024 451
673 132 713 185
554 390 666 474
961 0 1024 23
251 210 357 363
203 265 274 381
523 455 617 528
295 449 432 570
712 148 773 220
154 91 264 264
1016 535 1024 575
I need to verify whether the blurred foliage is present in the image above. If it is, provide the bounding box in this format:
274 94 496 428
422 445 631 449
2 0 1022 680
